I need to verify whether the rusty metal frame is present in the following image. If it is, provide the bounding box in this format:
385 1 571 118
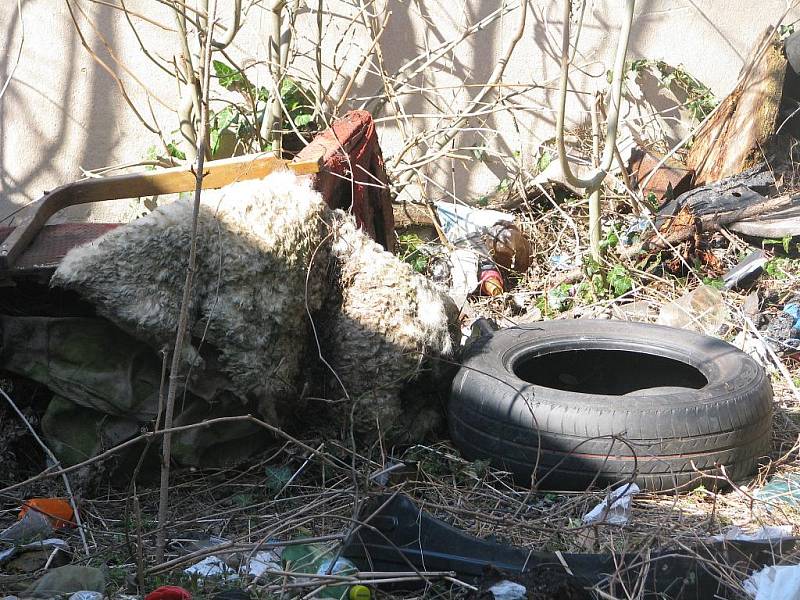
0 151 322 270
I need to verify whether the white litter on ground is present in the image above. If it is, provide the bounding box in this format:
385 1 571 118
184 550 281 579
743 564 800 599
709 525 793 542
582 483 641 525
434 201 512 240
488 580 527 600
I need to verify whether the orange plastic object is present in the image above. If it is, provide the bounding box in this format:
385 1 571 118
19 498 75 529
479 269 504 296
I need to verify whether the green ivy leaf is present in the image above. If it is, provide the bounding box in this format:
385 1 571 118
600 227 619 250
280 78 302 105
765 259 789 280
583 256 602 277
608 265 632 297
762 235 793 254
166 142 186 160
294 113 314 128
591 274 604 296
472 144 487 161
213 60 243 90
537 150 552 173
702 276 725 290
215 106 236 131
411 255 428 273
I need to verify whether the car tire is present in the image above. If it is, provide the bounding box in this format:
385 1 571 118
448 320 773 491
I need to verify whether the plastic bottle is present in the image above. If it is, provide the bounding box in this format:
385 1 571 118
315 557 358 600
456 233 505 297
282 543 359 600
656 284 729 334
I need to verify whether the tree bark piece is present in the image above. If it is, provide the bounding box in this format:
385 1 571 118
649 194 798 249
687 29 787 184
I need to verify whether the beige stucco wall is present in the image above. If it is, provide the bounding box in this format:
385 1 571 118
0 1 795 224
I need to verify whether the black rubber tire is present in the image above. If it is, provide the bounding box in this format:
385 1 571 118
448 320 773 492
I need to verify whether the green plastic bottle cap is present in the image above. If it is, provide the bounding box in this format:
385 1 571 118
349 585 371 600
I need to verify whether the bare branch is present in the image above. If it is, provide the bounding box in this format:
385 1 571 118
555 0 634 190
154 0 217 562
211 0 242 49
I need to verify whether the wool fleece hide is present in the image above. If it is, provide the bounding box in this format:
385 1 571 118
51 171 331 425
323 216 461 441
51 171 459 448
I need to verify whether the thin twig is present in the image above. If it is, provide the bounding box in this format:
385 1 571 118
155 0 217 562
0 387 90 558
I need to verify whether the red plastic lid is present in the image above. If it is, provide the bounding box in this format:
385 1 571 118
145 586 192 600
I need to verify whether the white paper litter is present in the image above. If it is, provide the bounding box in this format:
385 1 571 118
434 201 512 240
743 564 800 599
184 555 230 577
582 483 641 525
734 331 772 368
488 580 527 600
447 248 480 307
184 549 281 579
245 550 282 578
709 525 793 543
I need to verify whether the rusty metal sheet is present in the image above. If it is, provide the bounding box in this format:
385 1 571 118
629 148 694 206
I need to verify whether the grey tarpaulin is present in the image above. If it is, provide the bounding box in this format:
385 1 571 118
0 315 271 468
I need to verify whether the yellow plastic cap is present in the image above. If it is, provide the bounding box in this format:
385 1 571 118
349 585 371 600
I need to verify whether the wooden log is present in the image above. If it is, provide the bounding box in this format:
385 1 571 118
686 29 787 184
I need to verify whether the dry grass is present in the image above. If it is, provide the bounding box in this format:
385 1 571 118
2 179 799 598
3 86 800 600
1 1 798 598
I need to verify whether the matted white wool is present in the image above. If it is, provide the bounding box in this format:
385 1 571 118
53 171 331 424
324 215 459 440
52 171 459 442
